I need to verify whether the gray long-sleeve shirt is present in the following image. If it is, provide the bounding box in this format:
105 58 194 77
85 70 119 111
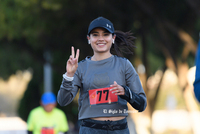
57 55 147 120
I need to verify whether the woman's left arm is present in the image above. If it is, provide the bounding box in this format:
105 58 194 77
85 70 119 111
121 60 147 112
120 84 146 112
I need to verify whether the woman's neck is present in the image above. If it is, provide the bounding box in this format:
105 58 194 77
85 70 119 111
91 53 112 61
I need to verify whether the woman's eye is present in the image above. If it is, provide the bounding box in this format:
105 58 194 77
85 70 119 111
92 34 98 36
104 33 110 36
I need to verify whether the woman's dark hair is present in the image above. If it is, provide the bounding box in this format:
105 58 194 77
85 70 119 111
111 30 136 57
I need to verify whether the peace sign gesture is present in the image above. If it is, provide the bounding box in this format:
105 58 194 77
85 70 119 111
66 46 80 77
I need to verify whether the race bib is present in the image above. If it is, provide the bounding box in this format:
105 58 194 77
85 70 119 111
41 127 54 134
89 87 118 105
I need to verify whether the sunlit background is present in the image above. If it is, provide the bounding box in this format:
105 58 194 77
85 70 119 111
0 0 200 134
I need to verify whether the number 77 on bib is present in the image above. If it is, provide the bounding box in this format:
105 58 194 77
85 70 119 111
89 87 118 105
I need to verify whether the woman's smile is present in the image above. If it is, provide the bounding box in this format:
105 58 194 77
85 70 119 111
97 43 106 47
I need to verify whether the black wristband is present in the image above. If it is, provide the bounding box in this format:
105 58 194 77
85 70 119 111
119 85 130 101
130 93 145 112
120 85 145 112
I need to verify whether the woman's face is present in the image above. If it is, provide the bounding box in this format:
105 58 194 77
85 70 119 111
88 28 115 54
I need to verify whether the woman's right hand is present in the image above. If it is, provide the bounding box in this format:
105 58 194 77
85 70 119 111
66 46 80 77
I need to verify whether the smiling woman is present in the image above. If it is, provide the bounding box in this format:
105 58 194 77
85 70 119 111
57 16 147 134
88 27 114 60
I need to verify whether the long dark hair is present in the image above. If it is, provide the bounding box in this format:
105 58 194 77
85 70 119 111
111 30 136 57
